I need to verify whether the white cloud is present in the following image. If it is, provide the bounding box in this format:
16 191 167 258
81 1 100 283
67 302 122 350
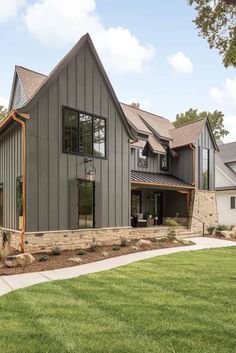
0 0 25 25
223 116 236 143
167 52 193 74
210 87 224 103
23 0 155 74
225 77 236 103
0 96 8 108
210 77 236 104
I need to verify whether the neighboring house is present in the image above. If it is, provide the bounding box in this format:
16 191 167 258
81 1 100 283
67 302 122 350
0 33 219 252
215 142 236 226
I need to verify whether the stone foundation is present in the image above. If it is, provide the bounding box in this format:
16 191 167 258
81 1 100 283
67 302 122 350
1 226 186 254
190 190 218 233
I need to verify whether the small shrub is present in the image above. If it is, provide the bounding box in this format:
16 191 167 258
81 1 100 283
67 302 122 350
51 247 61 256
90 242 98 252
1 230 10 248
208 226 215 235
39 255 49 262
77 249 87 256
112 245 121 251
165 218 179 227
216 224 229 231
120 238 129 247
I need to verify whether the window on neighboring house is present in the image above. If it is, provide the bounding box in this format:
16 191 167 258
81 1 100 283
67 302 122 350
202 148 209 190
63 108 106 158
230 196 236 209
137 140 147 168
160 148 169 171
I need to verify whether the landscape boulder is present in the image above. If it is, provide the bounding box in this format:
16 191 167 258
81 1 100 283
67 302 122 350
68 257 82 264
5 253 36 268
215 230 232 239
136 239 152 247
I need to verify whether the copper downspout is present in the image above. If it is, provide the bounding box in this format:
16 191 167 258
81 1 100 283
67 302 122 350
12 113 27 253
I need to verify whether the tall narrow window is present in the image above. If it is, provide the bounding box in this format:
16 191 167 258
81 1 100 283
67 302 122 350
230 196 236 209
78 180 94 228
138 140 147 168
131 191 141 216
79 113 93 155
63 109 78 153
202 148 209 190
93 117 106 157
160 148 169 171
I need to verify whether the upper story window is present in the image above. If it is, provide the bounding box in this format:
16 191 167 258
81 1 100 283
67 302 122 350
63 107 106 158
230 196 235 209
202 148 209 190
160 148 169 171
138 140 148 168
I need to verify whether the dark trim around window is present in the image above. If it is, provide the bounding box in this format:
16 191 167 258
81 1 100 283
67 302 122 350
160 148 169 171
230 196 236 209
62 106 107 159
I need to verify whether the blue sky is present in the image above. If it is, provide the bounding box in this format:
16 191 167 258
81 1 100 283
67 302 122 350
0 0 235 141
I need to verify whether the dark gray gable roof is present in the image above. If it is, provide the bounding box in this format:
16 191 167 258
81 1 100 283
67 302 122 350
219 141 236 164
11 33 136 140
131 170 194 188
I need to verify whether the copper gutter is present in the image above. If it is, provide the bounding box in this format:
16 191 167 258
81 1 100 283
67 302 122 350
0 110 29 252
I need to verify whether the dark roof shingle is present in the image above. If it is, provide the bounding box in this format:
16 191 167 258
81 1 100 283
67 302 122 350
170 118 206 149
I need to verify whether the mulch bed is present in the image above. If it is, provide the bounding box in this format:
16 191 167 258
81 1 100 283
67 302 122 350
0 238 190 276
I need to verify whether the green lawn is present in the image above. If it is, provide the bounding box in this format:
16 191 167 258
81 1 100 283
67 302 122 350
1 248 236 353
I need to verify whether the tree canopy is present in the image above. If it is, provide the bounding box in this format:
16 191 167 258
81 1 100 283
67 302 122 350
0 105 7 123
188 0 236 67
173 108 229 142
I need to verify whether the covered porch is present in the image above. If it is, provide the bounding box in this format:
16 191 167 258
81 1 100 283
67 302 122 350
131 171 194 227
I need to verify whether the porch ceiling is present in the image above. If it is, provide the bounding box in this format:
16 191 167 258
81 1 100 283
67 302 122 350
131 170 194 189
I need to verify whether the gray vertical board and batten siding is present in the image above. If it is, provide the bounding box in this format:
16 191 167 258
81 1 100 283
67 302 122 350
130 147 170 174
171 147 193 185
0 123 22 229
25 43 130 232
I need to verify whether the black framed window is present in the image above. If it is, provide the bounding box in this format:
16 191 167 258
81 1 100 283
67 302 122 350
94 117 106 157
63 107 106 158
230 196 236 209
79 113 93 155
63 109 78 153
160 148 169 171
202 148 209 190
131 191 141 216
138 140 147 168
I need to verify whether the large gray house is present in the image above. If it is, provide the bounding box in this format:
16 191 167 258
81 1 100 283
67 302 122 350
0 34 219 252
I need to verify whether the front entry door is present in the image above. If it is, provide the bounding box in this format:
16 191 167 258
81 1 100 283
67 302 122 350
0 183 3 227
78 180 94 228
153 192 163 224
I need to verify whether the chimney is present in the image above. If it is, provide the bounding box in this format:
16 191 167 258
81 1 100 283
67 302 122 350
130 102 140 109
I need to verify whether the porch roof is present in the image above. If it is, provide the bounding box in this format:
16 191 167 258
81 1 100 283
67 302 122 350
131 170 194 189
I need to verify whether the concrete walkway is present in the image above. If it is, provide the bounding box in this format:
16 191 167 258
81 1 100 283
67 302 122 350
0 237 236 297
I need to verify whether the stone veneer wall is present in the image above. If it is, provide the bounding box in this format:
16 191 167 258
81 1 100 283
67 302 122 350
1 226 181 254
190 190 218 233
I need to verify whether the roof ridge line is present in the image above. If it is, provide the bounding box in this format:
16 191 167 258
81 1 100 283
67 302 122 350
173 117 206 129
120 102 169 121
16 65 48 78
